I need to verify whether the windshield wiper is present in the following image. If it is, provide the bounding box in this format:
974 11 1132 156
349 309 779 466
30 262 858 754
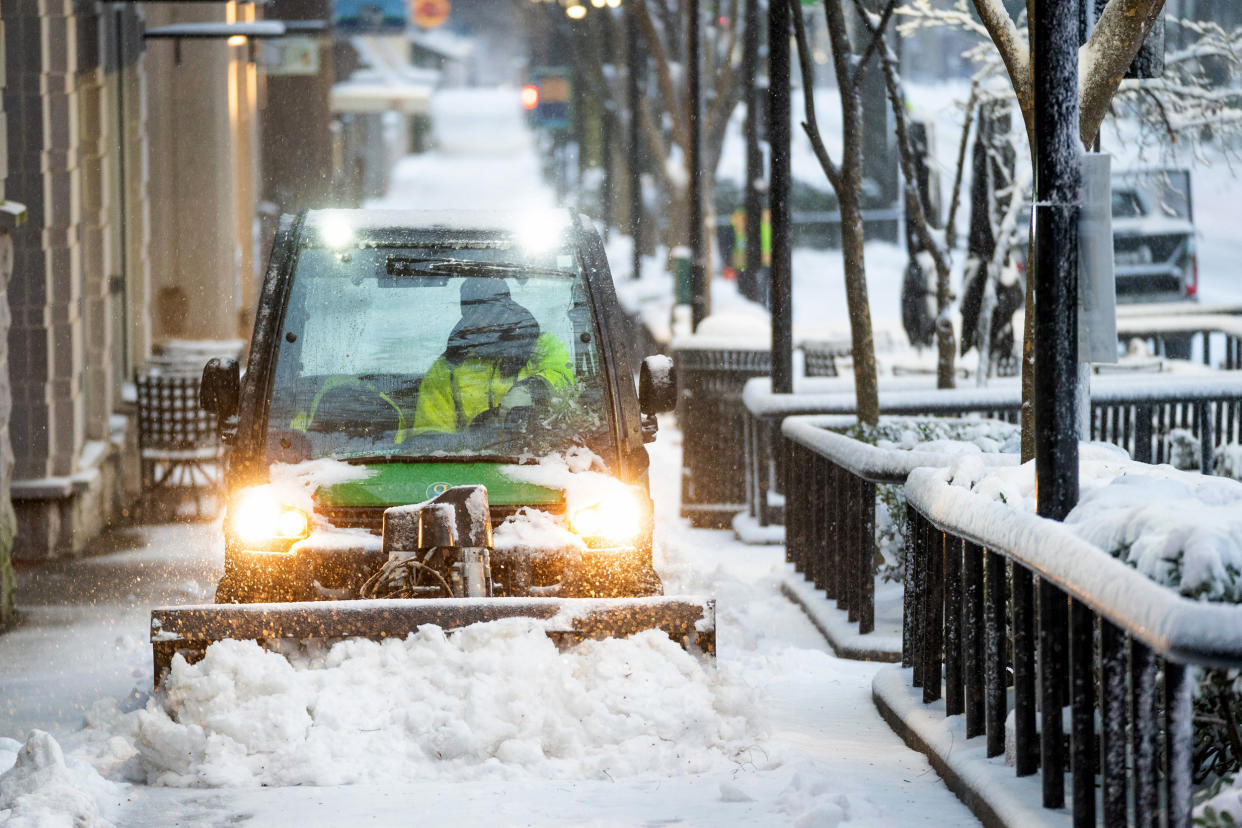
422 260 577 278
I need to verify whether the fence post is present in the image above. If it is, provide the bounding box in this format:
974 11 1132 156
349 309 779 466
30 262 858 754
1039 581 1066 808
1013 565 1038 776
902 507 917 668
944 535 964 716
1164 660 1193 828
963 541 985 739
1100 619 1128 824
858 478 876 634
984 549 1007 757
1069 598 1095 824
1199 400 1214 475
911 510 927 689
923 527 945 704
1132 640 1159 824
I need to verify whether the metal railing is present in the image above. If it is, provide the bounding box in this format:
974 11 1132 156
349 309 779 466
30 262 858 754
1117 304 1242 367
781 415 1017 636
902 467 1242 825
745 374 1242 530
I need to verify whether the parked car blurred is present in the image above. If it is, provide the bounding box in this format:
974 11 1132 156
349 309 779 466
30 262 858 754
1110 168 1197 303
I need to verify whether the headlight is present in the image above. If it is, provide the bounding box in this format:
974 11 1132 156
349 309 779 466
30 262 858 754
570 489 646 545
231 487 311 550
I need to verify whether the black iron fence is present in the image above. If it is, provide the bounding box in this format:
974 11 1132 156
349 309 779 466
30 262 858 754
674 344 772 527
1116 305 1242 367
672 341 857 528
901 466 1242 825
782 415 1017 636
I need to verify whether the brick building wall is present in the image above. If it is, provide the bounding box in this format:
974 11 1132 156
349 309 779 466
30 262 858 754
0 14 15 624
4 1 147 560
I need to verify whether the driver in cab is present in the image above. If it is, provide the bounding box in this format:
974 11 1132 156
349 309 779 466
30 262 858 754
413 279 573 433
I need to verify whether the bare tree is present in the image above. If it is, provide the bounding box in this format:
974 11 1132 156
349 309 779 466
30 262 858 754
789 0 899 423
900 0 1171 458
629 0 746 275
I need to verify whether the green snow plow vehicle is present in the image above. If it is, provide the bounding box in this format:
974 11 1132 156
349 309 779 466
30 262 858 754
149 209 713 684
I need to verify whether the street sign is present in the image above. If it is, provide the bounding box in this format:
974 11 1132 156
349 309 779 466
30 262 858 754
412 0 451 29
1078 153 1117 364
260 37 321 76
334 0 408 34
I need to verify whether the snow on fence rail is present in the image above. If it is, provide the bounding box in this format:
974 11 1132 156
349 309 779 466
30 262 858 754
743 373 1242 530
1116 306 1242 368
900 468 1242 825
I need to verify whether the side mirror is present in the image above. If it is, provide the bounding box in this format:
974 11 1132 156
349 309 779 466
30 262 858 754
639 355 677 416
200 358 240 422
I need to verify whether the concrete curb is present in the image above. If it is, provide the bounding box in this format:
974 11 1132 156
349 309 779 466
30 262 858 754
872 666 1068 827
731 511 785 546
780 571 901 662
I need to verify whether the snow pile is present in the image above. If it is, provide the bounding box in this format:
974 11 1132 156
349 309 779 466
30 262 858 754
501 447 634 516
842 417 1020 581
87 620 760 788
0 731 119 827
1067 472 1242 602
850 416 1021 455
941 444 1242 601
268 458 377 518
492 507 583 556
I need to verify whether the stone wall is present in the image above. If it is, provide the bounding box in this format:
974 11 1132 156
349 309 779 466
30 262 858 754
4 2 146 561
0 16 16 625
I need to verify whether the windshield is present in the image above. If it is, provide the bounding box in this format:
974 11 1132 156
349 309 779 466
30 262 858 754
266 236 612 464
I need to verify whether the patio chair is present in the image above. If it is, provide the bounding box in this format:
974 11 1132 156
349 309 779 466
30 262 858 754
135 371 222 520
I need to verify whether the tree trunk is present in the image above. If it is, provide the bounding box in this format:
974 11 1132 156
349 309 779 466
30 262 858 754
840 175 880 425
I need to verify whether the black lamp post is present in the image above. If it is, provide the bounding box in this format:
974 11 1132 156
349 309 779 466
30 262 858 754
768 0 792 394
687 0 708 330
1032 0 1081 815
742 0 762 305
628 3 643 281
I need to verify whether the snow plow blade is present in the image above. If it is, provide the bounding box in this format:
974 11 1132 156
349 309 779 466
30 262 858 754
150 596 715 685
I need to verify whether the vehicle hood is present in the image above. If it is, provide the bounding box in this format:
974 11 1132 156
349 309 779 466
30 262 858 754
315 462 562 508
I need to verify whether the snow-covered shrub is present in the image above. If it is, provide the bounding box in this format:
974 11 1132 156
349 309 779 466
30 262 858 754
1168 428 1202 471
839 417 1020 582
1214 443 1242 483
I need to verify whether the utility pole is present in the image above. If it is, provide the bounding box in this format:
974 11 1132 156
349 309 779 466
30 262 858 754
1033 4 1081 522
627 4 643 281
687 0 708 329
768 0 793 393
742 0 763 304
1032 0 1081 816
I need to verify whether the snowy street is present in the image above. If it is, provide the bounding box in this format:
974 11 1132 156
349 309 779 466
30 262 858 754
0 423 977 825
0 88 977 826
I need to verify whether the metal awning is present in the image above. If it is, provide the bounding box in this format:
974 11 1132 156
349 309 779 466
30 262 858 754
143 22 287 40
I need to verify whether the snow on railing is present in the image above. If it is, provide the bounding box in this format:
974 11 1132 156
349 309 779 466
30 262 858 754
742 373 1242 529
901 467 1242 825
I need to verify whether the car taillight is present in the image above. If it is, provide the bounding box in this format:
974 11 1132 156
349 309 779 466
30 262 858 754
1186 253 1198 298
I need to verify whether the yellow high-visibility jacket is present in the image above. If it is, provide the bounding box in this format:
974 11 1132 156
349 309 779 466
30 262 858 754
412 332 574 433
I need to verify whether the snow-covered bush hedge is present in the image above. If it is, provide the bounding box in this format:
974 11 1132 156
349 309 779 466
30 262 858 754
837 417 1020 582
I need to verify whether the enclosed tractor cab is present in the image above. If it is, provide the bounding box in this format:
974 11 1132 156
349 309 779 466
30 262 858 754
150 209 712 683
